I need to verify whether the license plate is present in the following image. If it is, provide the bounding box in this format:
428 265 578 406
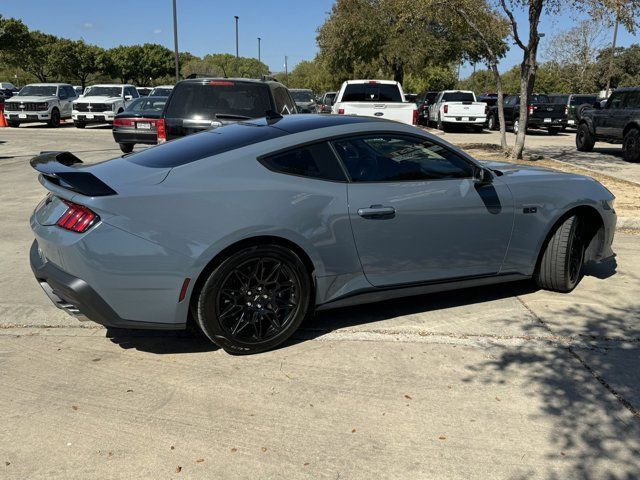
137 122 151 129
18 113 27 119
544 118 552 123
568 119 575 125
462 117 468 121
85 114 94 119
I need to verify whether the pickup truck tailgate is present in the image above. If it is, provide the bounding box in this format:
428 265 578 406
339 102 415 124
443 102 485 117
530 103 565 119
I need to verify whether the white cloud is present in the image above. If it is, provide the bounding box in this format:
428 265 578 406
153 28 162 34
82 22 94 29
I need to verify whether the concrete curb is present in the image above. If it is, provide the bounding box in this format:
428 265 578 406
618 217 640 231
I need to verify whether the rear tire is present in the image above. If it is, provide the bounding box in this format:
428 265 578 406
576 123 595 152
487 114 498 131
548 127 560 135
535 215 585 292
437 114 446 131
119 143 134 153
622 128 640 163
196 244 312 355
7 120 19 128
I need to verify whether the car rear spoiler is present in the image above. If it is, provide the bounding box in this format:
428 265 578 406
30 151 117 197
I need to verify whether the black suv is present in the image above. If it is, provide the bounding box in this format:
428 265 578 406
159 77 298 141
576 87 640 162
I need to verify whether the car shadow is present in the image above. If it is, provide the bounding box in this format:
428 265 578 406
105 327 219 354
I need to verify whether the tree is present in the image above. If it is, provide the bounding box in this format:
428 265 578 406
50 39 103 89
0 15 30 65
284 58 339 92
20 31 62 82
182 54 269 79
100 44 175 85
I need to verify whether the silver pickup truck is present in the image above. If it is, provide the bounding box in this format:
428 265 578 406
332 80 417 125
428 90 487 131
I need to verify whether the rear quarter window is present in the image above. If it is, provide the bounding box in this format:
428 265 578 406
258 142 346 182
441 92 475 102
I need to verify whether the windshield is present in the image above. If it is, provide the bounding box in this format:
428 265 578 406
441 91 475 102
165 81 272 119
18 85 57 97
342 83 403 102
84 86 122 97
150 87 173 96
550 95 569 104
570 95 597 106
291 91 315 102
126 97 167 112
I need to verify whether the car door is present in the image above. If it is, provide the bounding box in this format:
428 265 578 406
624 91 640 135
502 95 516 125
332 134 515 287
599 91 625 138
429 92 442 121
61 86 75 117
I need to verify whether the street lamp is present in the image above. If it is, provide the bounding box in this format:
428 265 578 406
234 15 239 76
258 37 261 63
172 0 180 82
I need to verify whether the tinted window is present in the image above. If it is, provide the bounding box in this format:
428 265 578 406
550 95 569 104
323 92 336 105
608 92 625 109
18 85 57 96
273 87 296 114
624 91 640 109
166 81 273 119
151 87 173 96
530 94 551 104
341 83 403 102
570 95 596 106
291 90 315 102
85 86 122 97
128 123 287 168
441 91 475 102
332 135 474 182
259 142 346 182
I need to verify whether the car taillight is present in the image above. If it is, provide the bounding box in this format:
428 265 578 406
113 118 134 127
528 105 535 115
412 109 418 125
338 108 344 115
443 105 448 114
56 200 99 233
157 118 166 143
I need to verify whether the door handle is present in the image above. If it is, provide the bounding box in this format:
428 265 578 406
357 205 396 218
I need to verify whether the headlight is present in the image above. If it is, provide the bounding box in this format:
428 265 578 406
603 198 615 211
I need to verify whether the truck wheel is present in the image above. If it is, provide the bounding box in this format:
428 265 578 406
512 120 520 135
437 114 446 131
7 120 20 128
119 143 134 154
472 125 484 133
47 108 61 128
576 104 591 121
548 128 560 135
74 122 86 129
576 123 595 152
622 128 640 163
535 215 585 293
487 115 497 131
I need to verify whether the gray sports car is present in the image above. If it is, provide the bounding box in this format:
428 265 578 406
30 114 616 354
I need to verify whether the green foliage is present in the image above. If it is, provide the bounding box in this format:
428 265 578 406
182 54 269 79
50 39 103 88
404 65 458 92
20 31 62 82
0 15 30 62
283 58 341 91
100 44 174 85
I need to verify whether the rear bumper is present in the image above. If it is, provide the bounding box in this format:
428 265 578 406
528 118 566 129
30 239 185 330
113 129 158 145
442 115 486 124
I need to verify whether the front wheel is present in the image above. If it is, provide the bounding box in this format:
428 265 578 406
7 120 20 128
47 108 60 128
576 123 595 152
119 143 134 153
436 114 446 131
535 215 585 292
196 244 312 354
622 128 640 163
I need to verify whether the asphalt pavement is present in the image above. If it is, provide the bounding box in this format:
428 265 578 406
1 124 639 479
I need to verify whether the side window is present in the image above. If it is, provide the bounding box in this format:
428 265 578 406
66 86 76 98
58 87 67 99
283 90 297 114
607 93 625 110
258 142 346 182
624 91 640 109
331 135 474 182
273 87 294 114
131 87 140 98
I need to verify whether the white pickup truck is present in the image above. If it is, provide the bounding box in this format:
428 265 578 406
428 90 487 131
332 80 417 125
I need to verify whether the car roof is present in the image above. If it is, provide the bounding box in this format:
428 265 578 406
89 84 131 87
343 79 398 85
612 87 640 93
152 85 174 89
177 77 280 86
26 83 71 87
243 113 386 133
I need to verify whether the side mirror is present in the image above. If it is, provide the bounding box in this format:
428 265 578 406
474 167 492 186
125 95 132 101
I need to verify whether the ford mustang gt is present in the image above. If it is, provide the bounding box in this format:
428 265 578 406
29 114 616 354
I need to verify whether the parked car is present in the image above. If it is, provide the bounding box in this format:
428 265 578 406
73 86 84 96
29 114 615 354
487 94 566 134
404 93 417 103
416 90 438 124
427 90 487 132
3 83 77 128
136 87 153 97
290 89 317 113
315 91 336 114
148 85 173 97
72 84 139 128
549 93 599 129
1 81 19 98
158 77 297 142
576 87 640 162
112 96 168 153
332 79 417 125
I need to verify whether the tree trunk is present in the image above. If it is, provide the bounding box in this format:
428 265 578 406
489 61 507 150
393 64 404 86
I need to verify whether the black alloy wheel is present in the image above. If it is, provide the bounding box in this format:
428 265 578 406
197 245 311 354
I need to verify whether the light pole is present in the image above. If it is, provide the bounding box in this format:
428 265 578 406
284 55 288 85
258 37 261 63
606 11 620 96
234 15 239 76
172 0 180 83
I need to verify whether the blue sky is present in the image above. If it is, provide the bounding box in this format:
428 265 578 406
3 0 639 79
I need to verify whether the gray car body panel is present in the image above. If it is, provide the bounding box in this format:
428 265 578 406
30 115 616 328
